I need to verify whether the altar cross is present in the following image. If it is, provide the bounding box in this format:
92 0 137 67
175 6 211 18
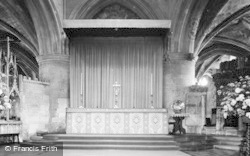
113 81 121 108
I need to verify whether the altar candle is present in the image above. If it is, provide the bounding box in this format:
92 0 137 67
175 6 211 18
151 73 153 95
80 73 83 94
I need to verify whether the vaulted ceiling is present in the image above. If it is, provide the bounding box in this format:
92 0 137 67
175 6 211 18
194 0 250 78
0 0 250 80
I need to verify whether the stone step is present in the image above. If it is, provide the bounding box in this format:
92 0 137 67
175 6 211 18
31 134 179 151
215 141 241 146
43 134 173 141
60 144 179 150
214 145 240 151
213 136 243 142
56 139 177 145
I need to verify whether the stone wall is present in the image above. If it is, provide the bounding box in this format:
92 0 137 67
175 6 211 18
19 73 69 140
19 76 50 140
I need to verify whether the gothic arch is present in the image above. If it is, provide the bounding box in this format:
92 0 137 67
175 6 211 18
69 0 160 19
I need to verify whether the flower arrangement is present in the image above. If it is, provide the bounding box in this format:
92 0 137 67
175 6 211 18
0 89 12 112
218 75 250 119
172 100 185 113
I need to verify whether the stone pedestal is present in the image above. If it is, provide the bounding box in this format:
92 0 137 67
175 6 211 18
37 55 70 133
216 107 225 135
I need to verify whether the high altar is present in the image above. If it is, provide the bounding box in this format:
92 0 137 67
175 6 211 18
65 20 171 134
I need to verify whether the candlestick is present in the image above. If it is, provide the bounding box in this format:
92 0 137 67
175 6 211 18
151 73 153 95
80 73 83 94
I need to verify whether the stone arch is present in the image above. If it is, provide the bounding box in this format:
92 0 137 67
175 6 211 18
69 0 160 19
93 3 141 19
195 43 250 78
25 0 66 56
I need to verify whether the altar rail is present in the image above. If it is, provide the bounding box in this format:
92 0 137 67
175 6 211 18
0 121 22 143
66 108 168 134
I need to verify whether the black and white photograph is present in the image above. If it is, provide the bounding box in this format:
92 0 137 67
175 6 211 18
0 0 249 155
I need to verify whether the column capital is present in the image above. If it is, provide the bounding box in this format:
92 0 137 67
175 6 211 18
37 54 69 65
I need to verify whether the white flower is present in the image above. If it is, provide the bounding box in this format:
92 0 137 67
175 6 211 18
243 103 248 109
244 99 250 106
230 99 237 106
3 96 9 102
223 112 228 119
220 86 224 89
239 94 245 98
0 105 4 110
223 105 229 111
217 90 222 95
236 94 245 101
246 112 250 119
227 104 233 111
3 102 11 109
235 88 242 93
237 109 245 116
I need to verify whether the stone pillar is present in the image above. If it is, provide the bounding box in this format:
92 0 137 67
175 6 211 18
37 54 70 133
164 53 196 110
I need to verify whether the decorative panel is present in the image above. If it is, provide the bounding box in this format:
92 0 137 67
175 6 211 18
0 121 22 134
110 113 124 134
66 108 168 134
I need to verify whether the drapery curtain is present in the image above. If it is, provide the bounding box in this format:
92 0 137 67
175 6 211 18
70 37 163 109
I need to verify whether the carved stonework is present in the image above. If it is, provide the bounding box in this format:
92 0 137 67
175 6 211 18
94 3 140 19
189 18 199 39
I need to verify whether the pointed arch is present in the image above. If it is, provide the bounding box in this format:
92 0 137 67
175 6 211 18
69 0 160 19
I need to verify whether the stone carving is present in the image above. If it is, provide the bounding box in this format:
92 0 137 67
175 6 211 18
189 18 199 39
66 109 168 134
94 3 140 19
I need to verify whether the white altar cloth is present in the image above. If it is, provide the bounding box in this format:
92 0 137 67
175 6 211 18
66 108 168 134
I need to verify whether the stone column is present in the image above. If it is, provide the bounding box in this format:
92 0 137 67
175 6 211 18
37 54 70 133
164 53 196 110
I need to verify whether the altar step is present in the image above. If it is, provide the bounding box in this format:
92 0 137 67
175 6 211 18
213 135 243 151
24 134 179 151
174 134 243 151
174 134 217 151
